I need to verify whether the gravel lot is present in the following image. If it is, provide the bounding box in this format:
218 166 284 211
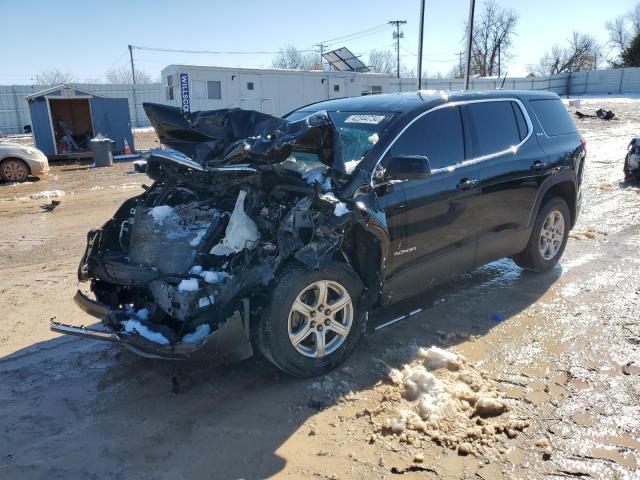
0 98 639 479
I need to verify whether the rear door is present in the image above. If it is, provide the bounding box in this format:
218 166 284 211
461 99 541 265
379 105 478 302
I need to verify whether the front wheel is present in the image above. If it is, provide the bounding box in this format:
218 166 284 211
514 197 570 272
0 159 29 182
256 261 365 377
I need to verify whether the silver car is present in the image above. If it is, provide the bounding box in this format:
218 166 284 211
0 142 50 182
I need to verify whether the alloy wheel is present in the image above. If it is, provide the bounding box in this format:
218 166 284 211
539 210 565 260
287 280 353 358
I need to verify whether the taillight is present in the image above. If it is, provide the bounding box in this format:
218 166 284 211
580 136 587 154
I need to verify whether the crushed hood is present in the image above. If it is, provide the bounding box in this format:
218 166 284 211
143 103 344 173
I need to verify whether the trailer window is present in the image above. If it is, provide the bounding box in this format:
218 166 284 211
207 81 222 100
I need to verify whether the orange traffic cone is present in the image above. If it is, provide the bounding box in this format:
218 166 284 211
123 137 133 155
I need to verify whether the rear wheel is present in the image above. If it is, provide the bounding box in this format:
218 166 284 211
256 261 365 377
514 197 570 272
0 158 29 182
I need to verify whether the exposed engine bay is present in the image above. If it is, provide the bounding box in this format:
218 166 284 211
60 103 385 359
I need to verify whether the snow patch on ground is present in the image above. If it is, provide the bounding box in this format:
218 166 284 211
121 319 169 345
30 190 65 200
189 229 207 246
371 346 528 456
149 205 175 225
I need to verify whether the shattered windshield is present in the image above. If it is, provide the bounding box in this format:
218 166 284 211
287 110 397 174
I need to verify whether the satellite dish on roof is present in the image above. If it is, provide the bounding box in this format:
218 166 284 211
322 47 370 73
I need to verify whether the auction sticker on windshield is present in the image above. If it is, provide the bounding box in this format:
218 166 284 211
344 114 387 124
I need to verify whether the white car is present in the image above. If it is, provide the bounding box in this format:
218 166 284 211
0 142 50 182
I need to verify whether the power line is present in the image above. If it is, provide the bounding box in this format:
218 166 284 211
322 24 393 46
130 45 316 55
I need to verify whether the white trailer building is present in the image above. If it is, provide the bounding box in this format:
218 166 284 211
160 65 402 116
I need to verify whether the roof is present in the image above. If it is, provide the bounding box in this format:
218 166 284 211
292 89 560 114
161 64 392 78
25 84 108 100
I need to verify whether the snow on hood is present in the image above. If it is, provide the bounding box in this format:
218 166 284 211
143 102 345 173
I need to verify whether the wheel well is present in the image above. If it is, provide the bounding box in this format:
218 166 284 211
543 181 576 228
0 157 31 175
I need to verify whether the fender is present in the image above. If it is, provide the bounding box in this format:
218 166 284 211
526 168 578 230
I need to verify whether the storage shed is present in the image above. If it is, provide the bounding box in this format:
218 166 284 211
26 85 134 158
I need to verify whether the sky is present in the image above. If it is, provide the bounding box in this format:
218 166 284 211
0 0 637 84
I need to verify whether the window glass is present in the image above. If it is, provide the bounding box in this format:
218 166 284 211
511 102 528 140
389 106 464 170
530 99 577 136
207 80 222 100
247 82 254 91
165 87 174 101
333 84 340 92
467 101 521 157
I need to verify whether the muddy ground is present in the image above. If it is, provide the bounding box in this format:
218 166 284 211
0 99 639 479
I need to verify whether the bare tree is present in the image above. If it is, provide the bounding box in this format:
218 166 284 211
605 2 640 66
106 66 152 84
367 50 395 74
536 32 601 75
272 45 321 70
34 68 77 85
467 0 519 76
606 15 632 65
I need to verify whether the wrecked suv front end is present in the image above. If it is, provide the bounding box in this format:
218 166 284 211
52 103 379 362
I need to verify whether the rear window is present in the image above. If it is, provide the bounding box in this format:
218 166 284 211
467 101 522 157
530 99 577 136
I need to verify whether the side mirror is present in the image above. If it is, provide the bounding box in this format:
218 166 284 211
383 155 432 181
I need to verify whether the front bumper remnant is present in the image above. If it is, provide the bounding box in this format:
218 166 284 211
51 290 253 361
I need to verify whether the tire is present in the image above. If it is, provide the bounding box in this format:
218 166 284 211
256 261 365 378
0 158 30 182
514 197 570 272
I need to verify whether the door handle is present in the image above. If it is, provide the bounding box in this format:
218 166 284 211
531 160 548 171
456 178 479 190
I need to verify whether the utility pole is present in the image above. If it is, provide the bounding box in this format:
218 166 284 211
128 44 136 84
497 41 501 77
464 0 476 90
456 51 464 78
417 1 425 90
389 20 407 79
316 42 328 70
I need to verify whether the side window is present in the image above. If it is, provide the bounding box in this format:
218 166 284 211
511 102 528 141
207 80 222 100
389 106 464 170
467 101 522 157
530 99 577 136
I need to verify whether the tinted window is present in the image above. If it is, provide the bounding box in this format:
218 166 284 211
511 102 528 140
530 99 577 136
389 106 464 170
467 101 521 157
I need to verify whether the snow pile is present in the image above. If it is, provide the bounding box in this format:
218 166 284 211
210 190 260 256
334 202 349 217
30 190 65 200
149 205 175 225
121 319 169 345
344 160 361 174
200 270 229 284
178 278 199 292
370 346 528 457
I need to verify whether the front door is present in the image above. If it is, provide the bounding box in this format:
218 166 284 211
378 105 477 303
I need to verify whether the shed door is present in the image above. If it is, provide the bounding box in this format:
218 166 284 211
90 97 133 152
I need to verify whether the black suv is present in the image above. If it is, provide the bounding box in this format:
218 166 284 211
52 90 585 377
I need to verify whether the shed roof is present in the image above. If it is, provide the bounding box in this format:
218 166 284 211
25 84 108 100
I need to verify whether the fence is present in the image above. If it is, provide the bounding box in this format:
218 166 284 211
2 67 640 135
0 83 164 135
